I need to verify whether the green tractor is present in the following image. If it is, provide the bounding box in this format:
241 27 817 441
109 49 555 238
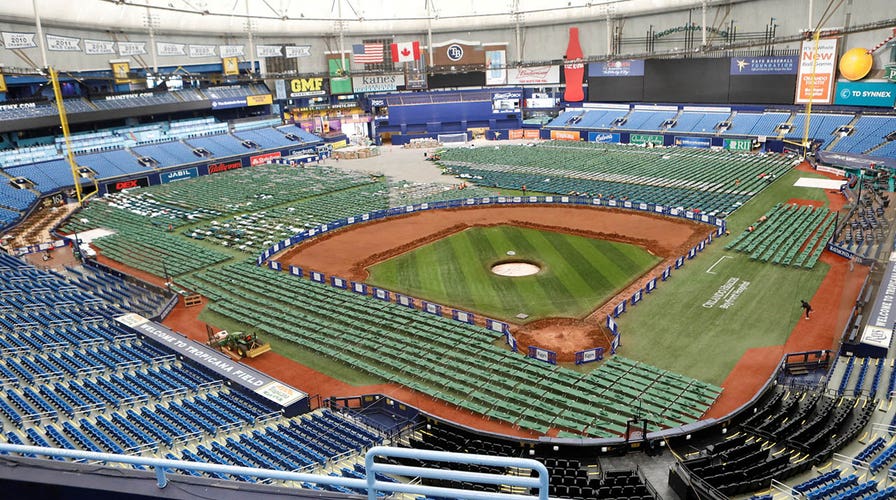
208 329 271 358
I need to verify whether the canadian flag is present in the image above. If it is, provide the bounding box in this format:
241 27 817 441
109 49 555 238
391 41 420 63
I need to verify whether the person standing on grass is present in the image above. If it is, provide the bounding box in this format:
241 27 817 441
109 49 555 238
801 300 813 320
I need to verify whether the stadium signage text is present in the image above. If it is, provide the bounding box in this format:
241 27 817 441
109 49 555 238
160 167 198 184
446 44 464 61
629 134 663 145
208 161 241 174
351 74 405 93
289 78 326 97
105 176 149 194
729 56 798 75
250 152 282 166
588 132 620 143
833 81 896 108
724 138 753 151
104 92 152 101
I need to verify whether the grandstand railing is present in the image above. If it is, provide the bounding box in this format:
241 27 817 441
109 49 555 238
0 443 550 500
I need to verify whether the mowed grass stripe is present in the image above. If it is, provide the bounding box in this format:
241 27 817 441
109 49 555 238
497 226 569 312
477 227 533 315
366 224 661 323
526 229 598 312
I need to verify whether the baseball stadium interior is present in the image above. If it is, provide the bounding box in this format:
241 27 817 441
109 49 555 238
0 0 895 499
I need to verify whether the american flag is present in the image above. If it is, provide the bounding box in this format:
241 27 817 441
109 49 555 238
352 43 384 64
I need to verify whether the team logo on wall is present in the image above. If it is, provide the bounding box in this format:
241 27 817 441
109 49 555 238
446 44 464 61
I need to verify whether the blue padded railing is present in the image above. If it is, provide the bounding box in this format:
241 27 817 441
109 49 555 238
0 443 550 500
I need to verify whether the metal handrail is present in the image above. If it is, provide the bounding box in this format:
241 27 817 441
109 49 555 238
0 443 550 500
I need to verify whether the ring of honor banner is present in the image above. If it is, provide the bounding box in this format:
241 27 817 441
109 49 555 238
795 38 839 104
350 282 367 295
373 288 391 301
575 347 604 365
289 265 303 277
268 261 281 271
310 271 325 283
330 276 347 289
527 346 558 365
222 57 240 76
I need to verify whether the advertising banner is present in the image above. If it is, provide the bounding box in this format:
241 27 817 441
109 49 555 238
289 77 327 97
160 167 198 184
833 81 896 108
629 134 663 145
492 91 521 113
351 74 405 93
246 94 273 106
724 138 753 150
730 55 798 75
550 130 580 141
485 49 507 85
674 136 712 148
795 38 839 104
106 176 149 194
588 59 645 77
211 98 248 110
250 152 282 166
208 160 241 174
588 132 620 143
508 65 561 85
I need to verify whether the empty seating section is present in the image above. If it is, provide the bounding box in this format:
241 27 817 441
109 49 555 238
723 113 763 136
167 117 229 139
183 134 252 156
0 253 385 482
616 110 678 131
671 112 729 133
682 387 873 496
275 124 325 143
75 150 144 177
747 112 791 137
784 114 852 145
233 128 297 149
0 144 60 168
6 159 87 191
725 203 835 268
0 183 39 212
131 142 203 167
440 141 793 215
832 116 895 153
186 261 721 436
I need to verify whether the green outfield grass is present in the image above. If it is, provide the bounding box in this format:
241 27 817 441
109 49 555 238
366 225 661 323
616 168 833 385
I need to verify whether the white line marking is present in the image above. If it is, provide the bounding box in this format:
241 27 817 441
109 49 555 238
706 256 733 274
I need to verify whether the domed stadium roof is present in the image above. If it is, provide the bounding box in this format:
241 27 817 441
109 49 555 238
1 0 705 37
